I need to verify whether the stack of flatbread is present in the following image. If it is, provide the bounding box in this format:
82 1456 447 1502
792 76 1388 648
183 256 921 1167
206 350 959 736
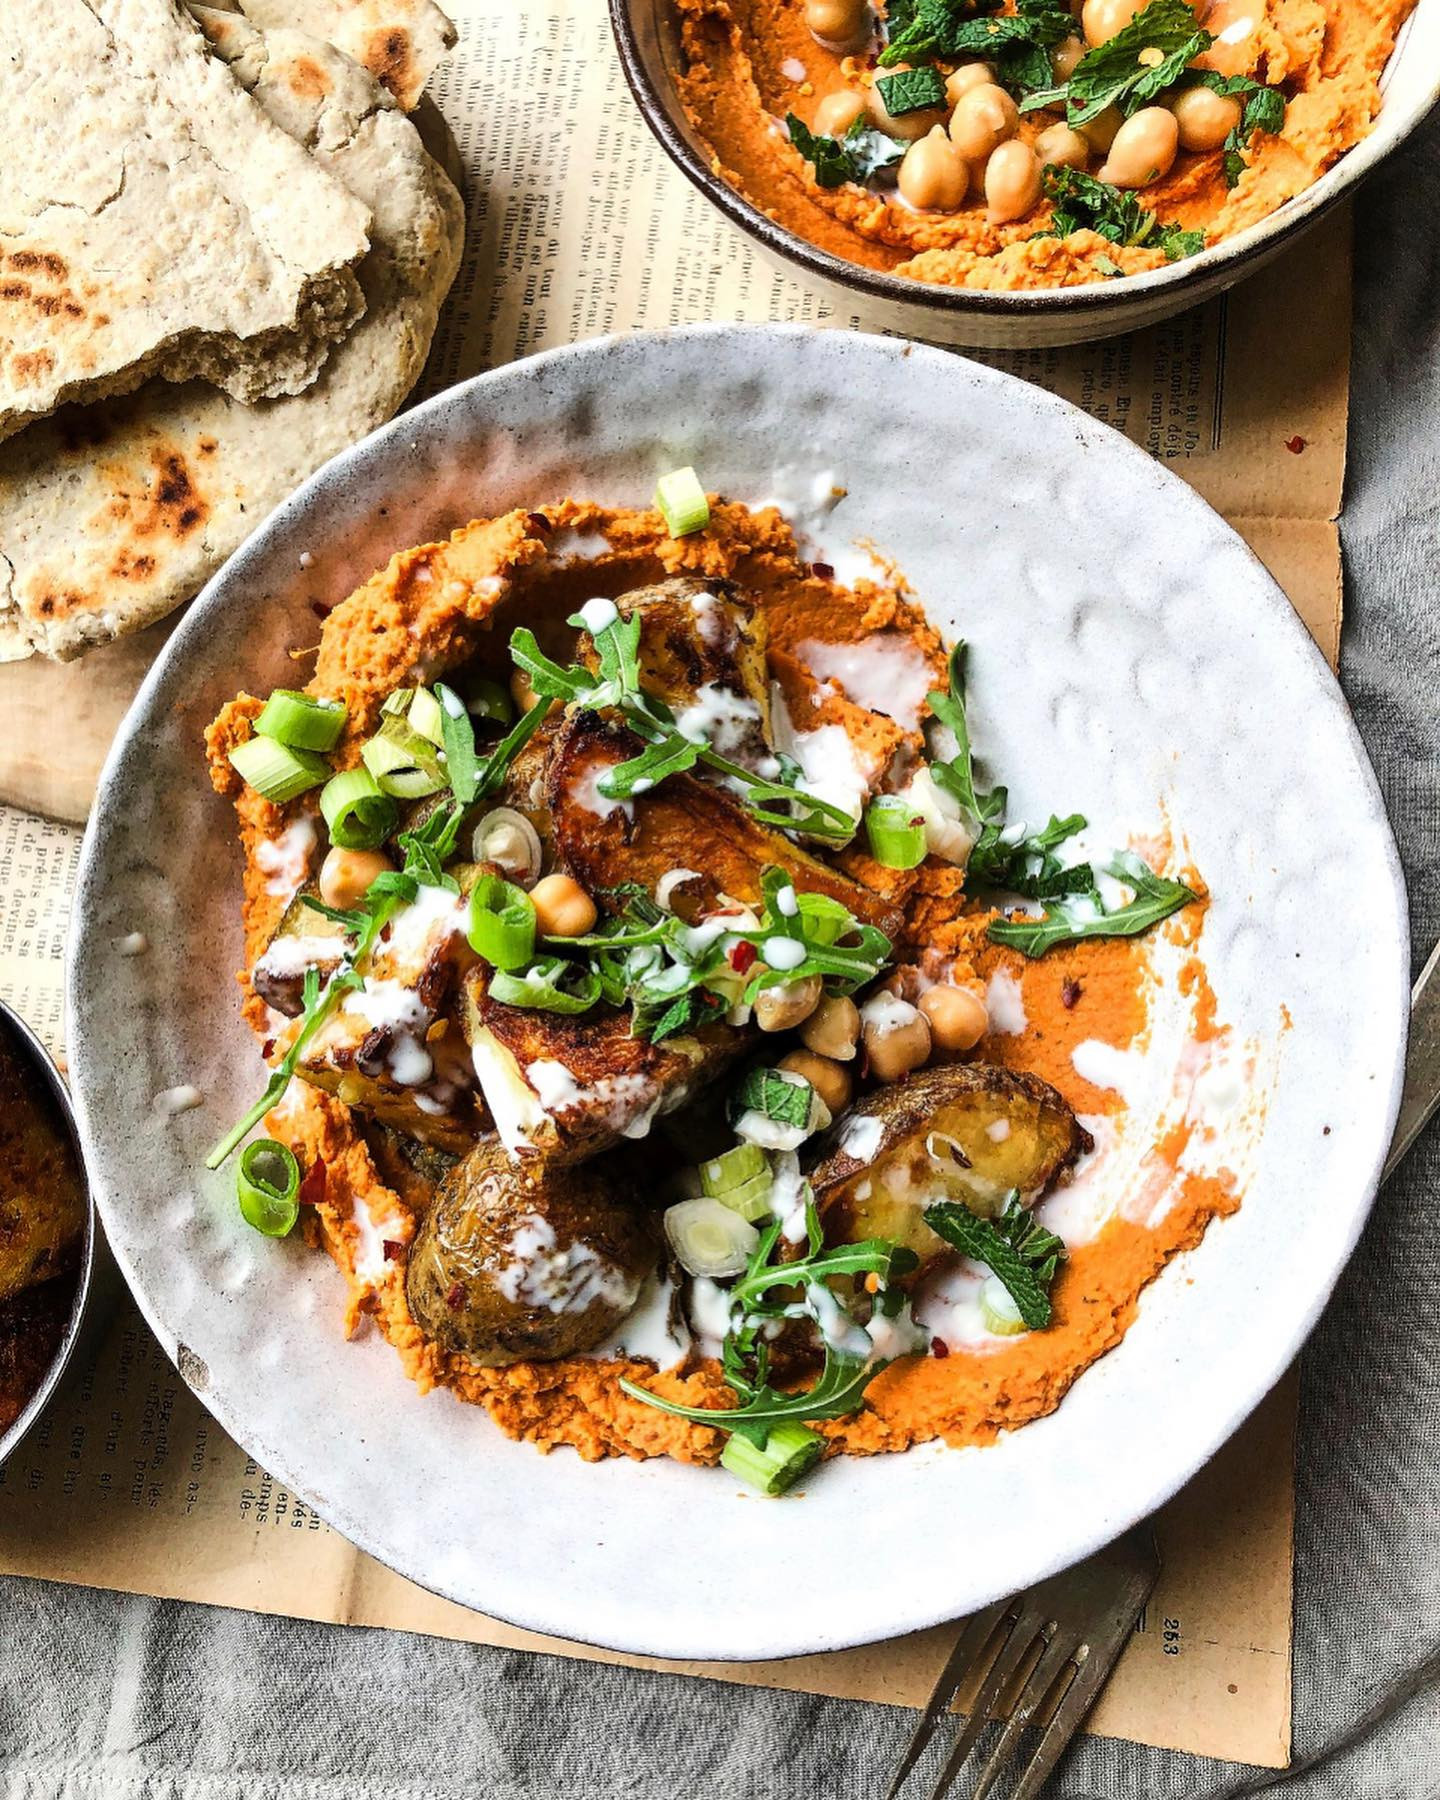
0 0 462 676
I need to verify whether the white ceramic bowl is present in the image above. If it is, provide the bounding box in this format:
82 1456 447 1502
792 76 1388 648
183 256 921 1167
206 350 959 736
67 325 1408 1659
610 0 1440 347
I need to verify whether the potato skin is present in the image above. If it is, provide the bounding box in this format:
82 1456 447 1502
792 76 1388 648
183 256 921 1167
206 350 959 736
405 1141 655 1364
546 710 903 940
807 1063 1091 1264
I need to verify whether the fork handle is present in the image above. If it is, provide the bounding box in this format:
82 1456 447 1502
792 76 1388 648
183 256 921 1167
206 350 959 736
1383 938 1440 1184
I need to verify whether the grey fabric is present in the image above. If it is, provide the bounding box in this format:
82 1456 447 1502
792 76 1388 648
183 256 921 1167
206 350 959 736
4 111 1438 1800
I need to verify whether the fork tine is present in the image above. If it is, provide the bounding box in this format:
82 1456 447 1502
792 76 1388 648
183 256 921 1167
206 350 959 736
1006 1533 1162 1800
968 1626 1075 1800
924 1607 1047 1800
883 1602 1011 1800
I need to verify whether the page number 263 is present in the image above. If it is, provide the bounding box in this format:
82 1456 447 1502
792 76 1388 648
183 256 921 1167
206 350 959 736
1162 1617 1182 1656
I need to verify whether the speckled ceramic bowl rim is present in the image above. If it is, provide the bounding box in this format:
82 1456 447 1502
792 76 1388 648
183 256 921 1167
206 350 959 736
609 0 1440 322
67 324 1410 1659
0 1002 96 1470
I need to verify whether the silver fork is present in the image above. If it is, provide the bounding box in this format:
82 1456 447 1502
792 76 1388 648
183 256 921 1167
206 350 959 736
883 1525 1161 1800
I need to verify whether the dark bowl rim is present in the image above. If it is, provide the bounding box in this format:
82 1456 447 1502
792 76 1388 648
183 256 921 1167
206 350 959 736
607 0 1440 320
0 1000 97 1468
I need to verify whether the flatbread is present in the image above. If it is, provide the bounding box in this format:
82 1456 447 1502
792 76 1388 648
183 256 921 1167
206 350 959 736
200 0 456 109
0 0 374 441
0 15 463 661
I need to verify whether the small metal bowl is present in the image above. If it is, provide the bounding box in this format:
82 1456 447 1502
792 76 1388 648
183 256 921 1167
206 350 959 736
609 0 1440 349
0 1000 98 1470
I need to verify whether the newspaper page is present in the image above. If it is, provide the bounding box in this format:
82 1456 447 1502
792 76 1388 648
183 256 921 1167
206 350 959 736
0 0 1358 1768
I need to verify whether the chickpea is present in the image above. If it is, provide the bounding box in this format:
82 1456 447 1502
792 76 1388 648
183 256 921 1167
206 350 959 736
1050 33 1086 81
529 872 598 938
948 83 1019 163
919 984 989 1053
813 87 868 137
800 992 861 1061
1080 104 1123 153
984 139 1043 224
944 62 993 104
1080 0 1144 45
778 1049 854 1116
1170 84 1243 153
1034 122 1091 171
1099 105 1180 188
862 998 932 1083
899 127 970 212
319 845 392 910
753 974 824 1034
868 64 948 142
510 667 540 714
804 0 872 51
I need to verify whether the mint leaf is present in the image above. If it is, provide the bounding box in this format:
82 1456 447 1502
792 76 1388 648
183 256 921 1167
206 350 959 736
875 64 947 115
923 1196 1064 1328
1176 73 1286 184
785 113 904 190
1062 0 1212 125
1037 165 1202 262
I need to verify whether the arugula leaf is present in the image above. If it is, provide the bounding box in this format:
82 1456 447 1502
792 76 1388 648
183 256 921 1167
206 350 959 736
923 1195 1065 1328
987 849 1197 957
435 682 480 806
572 606 645 701
925 641 1005 829
785 113 905 190
620 1349 885 1447
967 811 1092 898
1061 0 1211 125
875 64 947 115
1037 165 1201 261
509 628 597 703
599 732 702 800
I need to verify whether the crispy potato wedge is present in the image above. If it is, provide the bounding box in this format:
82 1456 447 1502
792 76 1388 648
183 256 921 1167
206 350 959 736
406 1140 655 1365
581 577 772 770
463 965 748 1165
808 1064 1090 1265
252 882 352 1017
546 711 903 939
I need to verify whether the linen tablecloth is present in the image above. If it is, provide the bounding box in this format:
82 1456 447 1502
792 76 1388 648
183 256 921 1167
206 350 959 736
2 108 1436 1800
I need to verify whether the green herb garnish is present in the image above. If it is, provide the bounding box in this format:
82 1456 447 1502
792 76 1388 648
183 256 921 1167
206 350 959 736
1177 72 1286 185
784 113 905 190
923 1194 1066 1329
880 0 1004 67
987 850 1197 956
1055 0 1211 125
882 0 1070 96
1036 165 1204 261
874 64 947 116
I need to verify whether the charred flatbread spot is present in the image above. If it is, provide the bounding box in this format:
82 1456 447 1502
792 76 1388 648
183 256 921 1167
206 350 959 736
7 250 67 278
9 348 55 382
288 55 332 101
0 281 29 300
366 26 415 102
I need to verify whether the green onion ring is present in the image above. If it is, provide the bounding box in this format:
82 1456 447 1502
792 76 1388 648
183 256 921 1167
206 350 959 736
228 735 330 804
468 873 537 971
237 1139 301 1238
320 767 398 851
253 688 347 751
488 956 603 1015
863 795 928 871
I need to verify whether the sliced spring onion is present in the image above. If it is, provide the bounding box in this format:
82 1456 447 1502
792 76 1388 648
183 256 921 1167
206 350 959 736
320 766 398 851
467 872 536 970
794 892 851 947
713 1171 776 1224
700 1141 769 1197
864 795 928 871
489 956 603 1014
253 689 347 752
979 1275 1029 1338
654 466 710 538
464 675 515 728
720 1421 824 1496
228 734 330 803
407 687 445 747
361 718 446 798
471 807 543 886
381 688 414 719
664 1196 758 1278
237 1139 301 1237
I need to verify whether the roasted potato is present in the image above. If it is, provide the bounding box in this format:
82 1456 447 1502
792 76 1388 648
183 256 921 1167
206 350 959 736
252 882 353 1016
546 711 903 939
463 964 747 1164
807 1064 1090 1264
581 577 772 771
405 1140 654 1363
